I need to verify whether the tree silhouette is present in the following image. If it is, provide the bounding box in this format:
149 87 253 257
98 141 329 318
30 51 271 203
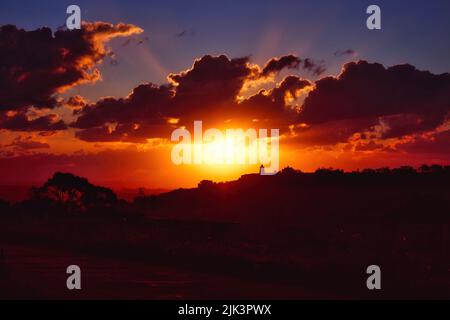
198 180 215 189
30 172 117 212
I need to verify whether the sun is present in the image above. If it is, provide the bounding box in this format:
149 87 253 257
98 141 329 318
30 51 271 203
170 122 280 175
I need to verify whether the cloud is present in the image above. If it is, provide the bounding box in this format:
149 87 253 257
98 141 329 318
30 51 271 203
73 54 259 142
285 118 377 148
0 111 67 131
0 22 143 113
239 76 312 126
302 58 326 76
65 95 87 111
353 141 384 152
334 49 357 57
168 55 258 113
175 29 195 38
8 43 445 154
75 56 449 146
72 83 175 142
396 129 450 155
261 54 326 77
5 136 50 150
261 54 301 76
121 35 149 47
75 123 174 143
73 83 173 129
299 60 450 140
72 54 313 142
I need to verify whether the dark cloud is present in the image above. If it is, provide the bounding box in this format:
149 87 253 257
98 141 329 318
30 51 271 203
261 54 301 76
397 129 450 155
72 83 174 142
239 76 311 125
67 56 450 148
73 54 313 142
6 136 50 150
262 55 326 77
65 95 87 111
38 131 58 137
302 58 326 76
0 111 67 131
284 118 378 148
334 49 357 57
175 29 195 38
168 55 256 114
353 140 384 152
121 35 149 47
299 60 450 139
167 55 312 126
75 123 173 143
73 83 173 129
0 22 142 113
377 113 442 139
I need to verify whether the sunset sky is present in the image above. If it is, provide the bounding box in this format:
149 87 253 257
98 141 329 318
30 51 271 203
1 0 450 189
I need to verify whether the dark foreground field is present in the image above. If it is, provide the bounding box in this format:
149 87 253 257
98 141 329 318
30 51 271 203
1 166 450 299
0 244 323 299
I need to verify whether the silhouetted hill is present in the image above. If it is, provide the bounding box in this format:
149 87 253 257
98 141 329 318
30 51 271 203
134 165 450 224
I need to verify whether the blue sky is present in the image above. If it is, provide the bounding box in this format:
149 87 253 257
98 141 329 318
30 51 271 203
1 0 450 101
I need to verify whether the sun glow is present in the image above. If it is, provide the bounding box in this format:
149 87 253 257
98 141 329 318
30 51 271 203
201 135 258 165
170 121 280 174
